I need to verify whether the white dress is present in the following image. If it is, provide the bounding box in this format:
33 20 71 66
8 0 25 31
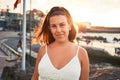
17 47 22 54
38 46 81 80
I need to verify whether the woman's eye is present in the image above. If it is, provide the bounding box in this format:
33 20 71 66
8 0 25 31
50 25 56 29
60 23 65 27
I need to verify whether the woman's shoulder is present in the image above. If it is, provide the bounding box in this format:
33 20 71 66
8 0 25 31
39 44 46 50
78 46 88 60
37 44 46 58
79 46 87 53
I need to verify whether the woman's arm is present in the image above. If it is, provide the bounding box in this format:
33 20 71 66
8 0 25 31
31 45 46 80
79 47 90 80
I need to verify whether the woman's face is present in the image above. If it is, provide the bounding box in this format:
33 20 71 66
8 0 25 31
49 15 71 42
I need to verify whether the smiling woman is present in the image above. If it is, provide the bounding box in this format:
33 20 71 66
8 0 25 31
31 6 89 80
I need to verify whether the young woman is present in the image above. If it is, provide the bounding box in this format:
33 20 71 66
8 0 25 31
31 6 89 80
17 39 22 62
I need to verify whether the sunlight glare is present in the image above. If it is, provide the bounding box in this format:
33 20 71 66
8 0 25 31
70 10 120 27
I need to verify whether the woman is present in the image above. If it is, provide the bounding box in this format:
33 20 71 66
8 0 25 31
31 6 89 80
17 39 22 62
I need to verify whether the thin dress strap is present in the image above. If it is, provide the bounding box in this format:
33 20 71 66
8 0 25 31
46 45 48 53
76 46 80 56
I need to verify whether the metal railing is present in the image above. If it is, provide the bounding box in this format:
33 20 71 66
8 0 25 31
0 41 18 56
0 41 37 59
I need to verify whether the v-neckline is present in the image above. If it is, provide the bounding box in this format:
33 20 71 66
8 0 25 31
46 53 77 71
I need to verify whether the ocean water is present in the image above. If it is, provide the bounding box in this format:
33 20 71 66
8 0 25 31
78 32 120 39
77 33 120 56
77 33 120 70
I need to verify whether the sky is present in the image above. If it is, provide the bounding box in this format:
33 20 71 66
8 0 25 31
0 0 120 27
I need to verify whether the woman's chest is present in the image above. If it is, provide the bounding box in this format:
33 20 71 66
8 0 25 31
38 53 81 80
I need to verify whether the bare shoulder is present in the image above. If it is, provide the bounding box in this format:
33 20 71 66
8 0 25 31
37 44 46 59
78 46 89 61
79 46 87 54
38 44 46 52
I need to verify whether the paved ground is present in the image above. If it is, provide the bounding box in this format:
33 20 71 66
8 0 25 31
0 31 39 80
0 31 18 80
0 49 17 80
0 31 19 40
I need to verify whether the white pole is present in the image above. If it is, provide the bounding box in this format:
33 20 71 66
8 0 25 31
22 0 26 70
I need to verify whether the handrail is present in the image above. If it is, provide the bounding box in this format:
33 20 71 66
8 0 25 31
0 41 18 56
0 41 37 59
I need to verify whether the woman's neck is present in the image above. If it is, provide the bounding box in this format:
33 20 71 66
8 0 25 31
52 41 72 47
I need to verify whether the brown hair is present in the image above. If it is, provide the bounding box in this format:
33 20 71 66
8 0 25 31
36 6 76 44
17 39 22 48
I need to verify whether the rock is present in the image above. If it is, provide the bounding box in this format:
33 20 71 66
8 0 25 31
90 67 120 80
83 46 120 64
1 62 34 80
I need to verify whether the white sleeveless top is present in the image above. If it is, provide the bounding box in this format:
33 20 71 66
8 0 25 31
38 45 81 80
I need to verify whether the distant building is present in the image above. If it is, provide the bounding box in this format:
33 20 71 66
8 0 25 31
77 21 120 33
0 9 45 31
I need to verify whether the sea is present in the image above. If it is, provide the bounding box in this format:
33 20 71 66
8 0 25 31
76 32 120 69
77 32 120 56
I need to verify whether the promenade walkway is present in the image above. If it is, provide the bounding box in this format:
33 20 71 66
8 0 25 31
0 31 40 80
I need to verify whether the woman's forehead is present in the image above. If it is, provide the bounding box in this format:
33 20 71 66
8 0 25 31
49 15 68 24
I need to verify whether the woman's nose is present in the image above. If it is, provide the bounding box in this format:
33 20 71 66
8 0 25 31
56 26 61 32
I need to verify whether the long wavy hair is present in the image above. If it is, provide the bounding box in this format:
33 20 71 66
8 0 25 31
36 6 77 44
